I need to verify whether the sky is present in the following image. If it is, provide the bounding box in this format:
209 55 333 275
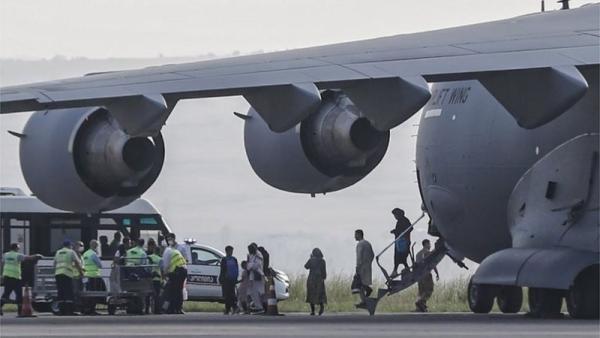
0 1 586 282
0 0 580 59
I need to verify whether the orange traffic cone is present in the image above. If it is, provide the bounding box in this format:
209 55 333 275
265 277 281 316
18 286 36 318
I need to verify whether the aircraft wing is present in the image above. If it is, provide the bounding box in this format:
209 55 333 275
1 4 598 132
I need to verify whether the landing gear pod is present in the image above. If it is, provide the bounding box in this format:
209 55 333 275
20 107 165 212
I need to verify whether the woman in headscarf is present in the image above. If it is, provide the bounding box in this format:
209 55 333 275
304 248 327 315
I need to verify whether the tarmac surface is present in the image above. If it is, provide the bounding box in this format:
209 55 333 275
1 312 598 338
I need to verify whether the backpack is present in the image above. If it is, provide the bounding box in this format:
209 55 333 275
395 237 409 253
224 257 239 281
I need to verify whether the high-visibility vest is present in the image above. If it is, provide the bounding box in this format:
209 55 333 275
148 253 162 281
126 247 145 266
2 251 22 280
54 247 74 278
168 249 186 273
82 249 101 278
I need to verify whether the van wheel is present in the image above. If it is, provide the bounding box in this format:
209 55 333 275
528 288 563 318
468 278 495 314
496 286 522 313
107 304 117 315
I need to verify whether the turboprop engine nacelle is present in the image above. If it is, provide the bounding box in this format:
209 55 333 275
19 107 165 212
244 90 390 194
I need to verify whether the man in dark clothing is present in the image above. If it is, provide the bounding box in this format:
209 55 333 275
219 246 239 315
107 232 121 257
390 208 412 277
114 236 131 265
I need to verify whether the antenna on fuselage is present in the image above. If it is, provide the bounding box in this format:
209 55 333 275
541 0 545 12
558 0 569 10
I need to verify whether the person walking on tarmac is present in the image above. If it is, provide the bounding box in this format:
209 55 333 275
161 233 188 314
304 248 327 316
246 243 265 313
82 240 106 315
146 240 162 314
0 243 41 316
73 241 85 305
54 240 84 315
354 229 374 306
415 239 439 312
390 208 413 278
219 245 239 315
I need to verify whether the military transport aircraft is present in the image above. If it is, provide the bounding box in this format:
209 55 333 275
0 2 598 319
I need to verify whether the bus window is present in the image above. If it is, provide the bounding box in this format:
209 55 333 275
97 229 122 259
9 218 30 255
99 218 117 226
50 228 81 253
140 217 158 225
139 230 160 248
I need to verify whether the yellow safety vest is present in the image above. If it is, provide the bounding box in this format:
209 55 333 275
126 247 145 266
54 247 74 278
82 249 101 278
168 249 186 273
148 254 162 281
2 251 22 280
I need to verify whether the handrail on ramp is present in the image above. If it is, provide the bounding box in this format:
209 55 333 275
375 212 426 281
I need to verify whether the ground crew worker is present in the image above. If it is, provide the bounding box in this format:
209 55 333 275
415 239 439 312
146 242 162 314
126 238 148 266
73 241 85 305
162 233 187 314
54 240 84 315
0 243 41 316
82 240 105 315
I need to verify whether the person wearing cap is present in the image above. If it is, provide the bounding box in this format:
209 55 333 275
54 240 84 315
390 208 413 278
82 239 105 315
161 233 188 314
0 243 41 316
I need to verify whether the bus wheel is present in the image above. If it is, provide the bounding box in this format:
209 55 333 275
468 278 495 314
496 286 522 313
528 288 563 318
32 302 52 313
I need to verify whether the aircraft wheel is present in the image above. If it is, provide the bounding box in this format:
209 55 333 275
496 286 522 313
468 278 494 314
566 265 599 319
527 287 563 318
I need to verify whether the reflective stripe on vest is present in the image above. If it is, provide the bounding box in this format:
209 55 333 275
148 254 162 281
83 249 100 277
168 249 186 273
126 247 145 266
2 251 21 280
54 248 74 278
